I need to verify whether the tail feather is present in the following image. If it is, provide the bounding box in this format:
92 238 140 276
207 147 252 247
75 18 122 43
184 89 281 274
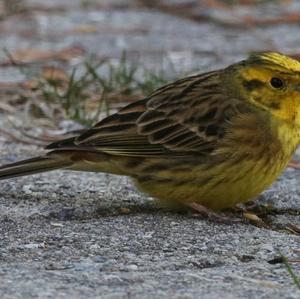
0 156 73 180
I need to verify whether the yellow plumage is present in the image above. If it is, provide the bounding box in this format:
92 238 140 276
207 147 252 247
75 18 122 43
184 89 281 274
1 52 300 213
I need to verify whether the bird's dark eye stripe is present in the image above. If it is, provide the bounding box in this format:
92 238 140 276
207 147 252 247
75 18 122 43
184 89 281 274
270 77 284 89
243 79 264 91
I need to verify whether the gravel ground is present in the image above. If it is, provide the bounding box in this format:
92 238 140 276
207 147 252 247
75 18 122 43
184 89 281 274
0 1 300 298
0 137 300 299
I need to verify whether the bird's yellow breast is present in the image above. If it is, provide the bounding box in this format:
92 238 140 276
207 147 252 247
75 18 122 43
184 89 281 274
135 112 300 210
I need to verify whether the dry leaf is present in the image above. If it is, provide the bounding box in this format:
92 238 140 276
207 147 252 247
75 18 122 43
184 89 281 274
54 46 85 62
0 82 20 89
0 102 16 113
69 25 98 34
42 66 69 84
4 45 85 64
243 212 267 227
21 79 40 90
120 207 131 214
286 223 300 235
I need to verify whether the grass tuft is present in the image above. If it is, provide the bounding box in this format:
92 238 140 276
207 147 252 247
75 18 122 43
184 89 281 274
281 254 300 290
11 51 176 126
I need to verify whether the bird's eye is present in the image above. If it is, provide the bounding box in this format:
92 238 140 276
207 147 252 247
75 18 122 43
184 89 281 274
270 77 284 89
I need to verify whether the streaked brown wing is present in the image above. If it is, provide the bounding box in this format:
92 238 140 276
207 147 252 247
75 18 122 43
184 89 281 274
47 71 247 157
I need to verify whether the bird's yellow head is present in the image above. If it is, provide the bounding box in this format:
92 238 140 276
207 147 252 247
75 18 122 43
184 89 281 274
227 52 300 126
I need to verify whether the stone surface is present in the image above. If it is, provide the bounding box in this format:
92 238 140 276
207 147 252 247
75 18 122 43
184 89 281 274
0 140 299 299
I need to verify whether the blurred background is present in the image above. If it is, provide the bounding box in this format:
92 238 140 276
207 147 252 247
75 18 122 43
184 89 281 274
1 0 300 141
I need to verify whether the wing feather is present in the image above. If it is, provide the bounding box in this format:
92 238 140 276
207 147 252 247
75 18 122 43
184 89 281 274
47 71 249 157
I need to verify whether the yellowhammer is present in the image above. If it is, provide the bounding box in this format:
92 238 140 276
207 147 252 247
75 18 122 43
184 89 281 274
1 52 300 216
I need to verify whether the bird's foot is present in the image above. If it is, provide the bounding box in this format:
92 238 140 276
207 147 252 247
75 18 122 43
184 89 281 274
184 201 241 224
288 159 300 169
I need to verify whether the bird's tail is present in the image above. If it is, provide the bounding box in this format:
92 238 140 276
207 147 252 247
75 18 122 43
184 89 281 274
0 155 73 180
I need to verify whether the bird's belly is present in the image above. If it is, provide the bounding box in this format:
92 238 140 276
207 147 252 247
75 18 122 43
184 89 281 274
134 154 289 210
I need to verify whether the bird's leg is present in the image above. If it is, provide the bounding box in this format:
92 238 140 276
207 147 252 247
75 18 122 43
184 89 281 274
288 159 300 169
184 201 240 223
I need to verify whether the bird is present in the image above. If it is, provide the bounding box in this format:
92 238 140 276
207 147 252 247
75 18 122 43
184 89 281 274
1 51 300 218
